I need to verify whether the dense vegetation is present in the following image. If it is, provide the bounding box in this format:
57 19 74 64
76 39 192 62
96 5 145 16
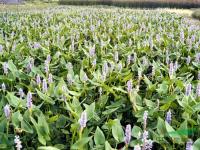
0 5 200 150
59 0 200 8
192 9 200 20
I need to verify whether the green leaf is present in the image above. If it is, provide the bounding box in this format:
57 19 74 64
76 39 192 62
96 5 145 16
71 137 92 149
156 117 166 137
36 89 55 105
157 82 168 94
21 120 33 134
102 108 118 115
165 122 182 144
131 125 142 139
12 111 23 128
177 120 188 138
8 60 19 77
0 144 7 149
84 102 95 120
143 75 152 86
67 90 81 97
30 116 46 145
105 141 113 150
111 119 124 143
80 69 87 83
30 113 50 145
94 127 105 145
193 138 200 150
97 95 108 108
56 115 67 128
38 146 60 150
6 92 24 108
112 86 127 93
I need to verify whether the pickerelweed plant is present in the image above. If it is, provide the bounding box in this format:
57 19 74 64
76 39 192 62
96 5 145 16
0 5 200 150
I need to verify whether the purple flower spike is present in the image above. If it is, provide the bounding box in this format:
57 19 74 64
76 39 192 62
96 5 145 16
42 79 48 93
18 88 25 99
186 139 193 150
44 60 49 74
33 42 40 49
124 124 131 145
114 51 119 63
142 130 148 142
79 111 87 129
102 62 109 76
27 58 34 72
180 30 184 43
127 80 132 93
186 56 191 65
169 62 174 78
185 83 192 96
4 104 11 119
0 44 3 53
143 111 148 129
89 46 95 57
48 73 53 84
27 92 32 109
36 74 41 86
92 59 96 67
46 54 51 63
198 71 200 80
196 83 200 97
174 61 178 71
3 62 8 75
195 53 200 63
166 110 172 124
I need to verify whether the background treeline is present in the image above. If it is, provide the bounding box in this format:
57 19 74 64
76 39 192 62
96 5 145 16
59 0 200 8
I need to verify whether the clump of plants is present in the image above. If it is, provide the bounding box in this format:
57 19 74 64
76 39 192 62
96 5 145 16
0 6 200 150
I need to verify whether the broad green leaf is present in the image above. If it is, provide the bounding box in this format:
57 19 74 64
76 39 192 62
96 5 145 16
8 60 19 77
165 122 182 144
71 137 92 149
21 120 33 134
102 108 118 115
193 138 200 150
94 127 105 145
36 89 55 105
38 146 60 150
56 115 67 128
31 117 46 145
11 111 23 128
84 102 95 120
156 117 166 137
111 119 124 143
6 92 23 108
131 125 142 139
105 141 113 150
177 120 188 138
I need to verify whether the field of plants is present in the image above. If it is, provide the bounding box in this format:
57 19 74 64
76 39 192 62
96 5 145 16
0 5 200 150
59 0 200 8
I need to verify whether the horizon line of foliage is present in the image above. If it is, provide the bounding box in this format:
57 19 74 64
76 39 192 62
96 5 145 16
59 0 200 8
